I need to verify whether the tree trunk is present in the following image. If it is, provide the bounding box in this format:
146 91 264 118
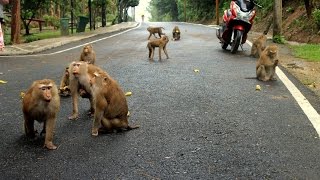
273 0 282 39
304 0 312 18
11 0 21 44
101 0 106 27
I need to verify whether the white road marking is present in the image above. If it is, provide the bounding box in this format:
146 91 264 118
2 23 142 58
247 40 320 137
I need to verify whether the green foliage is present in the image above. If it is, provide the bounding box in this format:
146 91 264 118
291 44 320 62
4 34 11 45
312 9 320 29
24 30 61 43
128 0 139 7
286 7 294 13
148 0 179 21
273 35 286 44
24 35 40 43
43 15 60 29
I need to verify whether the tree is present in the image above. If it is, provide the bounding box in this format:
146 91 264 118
117 0 139 23
20 0 52 35
11 0 21 44
304 0 313 19
148 0 214 22
273 0 282 39
148 0 179 22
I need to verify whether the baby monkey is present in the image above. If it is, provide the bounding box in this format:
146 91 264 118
58 67 71 97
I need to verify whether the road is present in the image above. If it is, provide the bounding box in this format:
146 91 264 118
1 22 320 179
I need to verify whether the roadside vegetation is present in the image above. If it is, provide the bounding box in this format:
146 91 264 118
4 0 139 45
291 44 320 62
147 0 320 62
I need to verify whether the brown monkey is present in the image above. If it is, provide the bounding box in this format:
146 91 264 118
58 67 71 97
256 45 279 81
22 79 60 150
147 35 169 61
251 34 267 58
90 72 139 136
172 26 181 41
80 44 96 64
68 61 106 120
147 26 165 40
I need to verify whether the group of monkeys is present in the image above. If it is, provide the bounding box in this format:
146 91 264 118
21 26 276 150
250 33 279 81
22 44 138 150
146 26 181 61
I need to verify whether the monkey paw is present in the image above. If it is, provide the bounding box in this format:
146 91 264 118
91 129 99 136
44 142 57 150
68 114 79 120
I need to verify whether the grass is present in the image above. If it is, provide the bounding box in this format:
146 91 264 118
32 30 61 39
291 44 320 62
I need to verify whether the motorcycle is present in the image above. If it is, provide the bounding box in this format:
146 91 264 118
216 0 261 54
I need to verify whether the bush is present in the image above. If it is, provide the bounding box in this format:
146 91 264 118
312 8 320 29
24 35 40 43
273 35 286 44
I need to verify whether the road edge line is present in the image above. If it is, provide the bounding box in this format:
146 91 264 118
247 40 320 137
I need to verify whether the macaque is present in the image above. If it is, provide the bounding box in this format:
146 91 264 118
147 26 165 40
256 45 279 81
68 61 106 120
80 44 96 64
90 72 139 136
251 34 267 58
22 79 60 150
58 67 71 97
172 26 181 41
147 35 169 61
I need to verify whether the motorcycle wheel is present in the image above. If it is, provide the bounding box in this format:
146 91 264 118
230 30 243 54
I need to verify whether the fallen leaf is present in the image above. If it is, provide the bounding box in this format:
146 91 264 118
256 85 261 91
0 80 7 84
125 92 132 96
193 69 199 73
20 92 25 99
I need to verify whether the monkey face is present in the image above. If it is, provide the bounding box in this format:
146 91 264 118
71 62 82 77
39 84 53 102
83 45 92 54
90 72 105 88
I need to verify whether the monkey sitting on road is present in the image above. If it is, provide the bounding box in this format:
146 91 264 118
58 67 71 97
147 35 169 61
147 26 165 40
80 44 96 64
256 45 279 81
172 26 181 41
90 71 139 136
22 79 60 150
250 34 267 58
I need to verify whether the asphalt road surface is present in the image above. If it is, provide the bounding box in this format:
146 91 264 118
1 22 320 179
